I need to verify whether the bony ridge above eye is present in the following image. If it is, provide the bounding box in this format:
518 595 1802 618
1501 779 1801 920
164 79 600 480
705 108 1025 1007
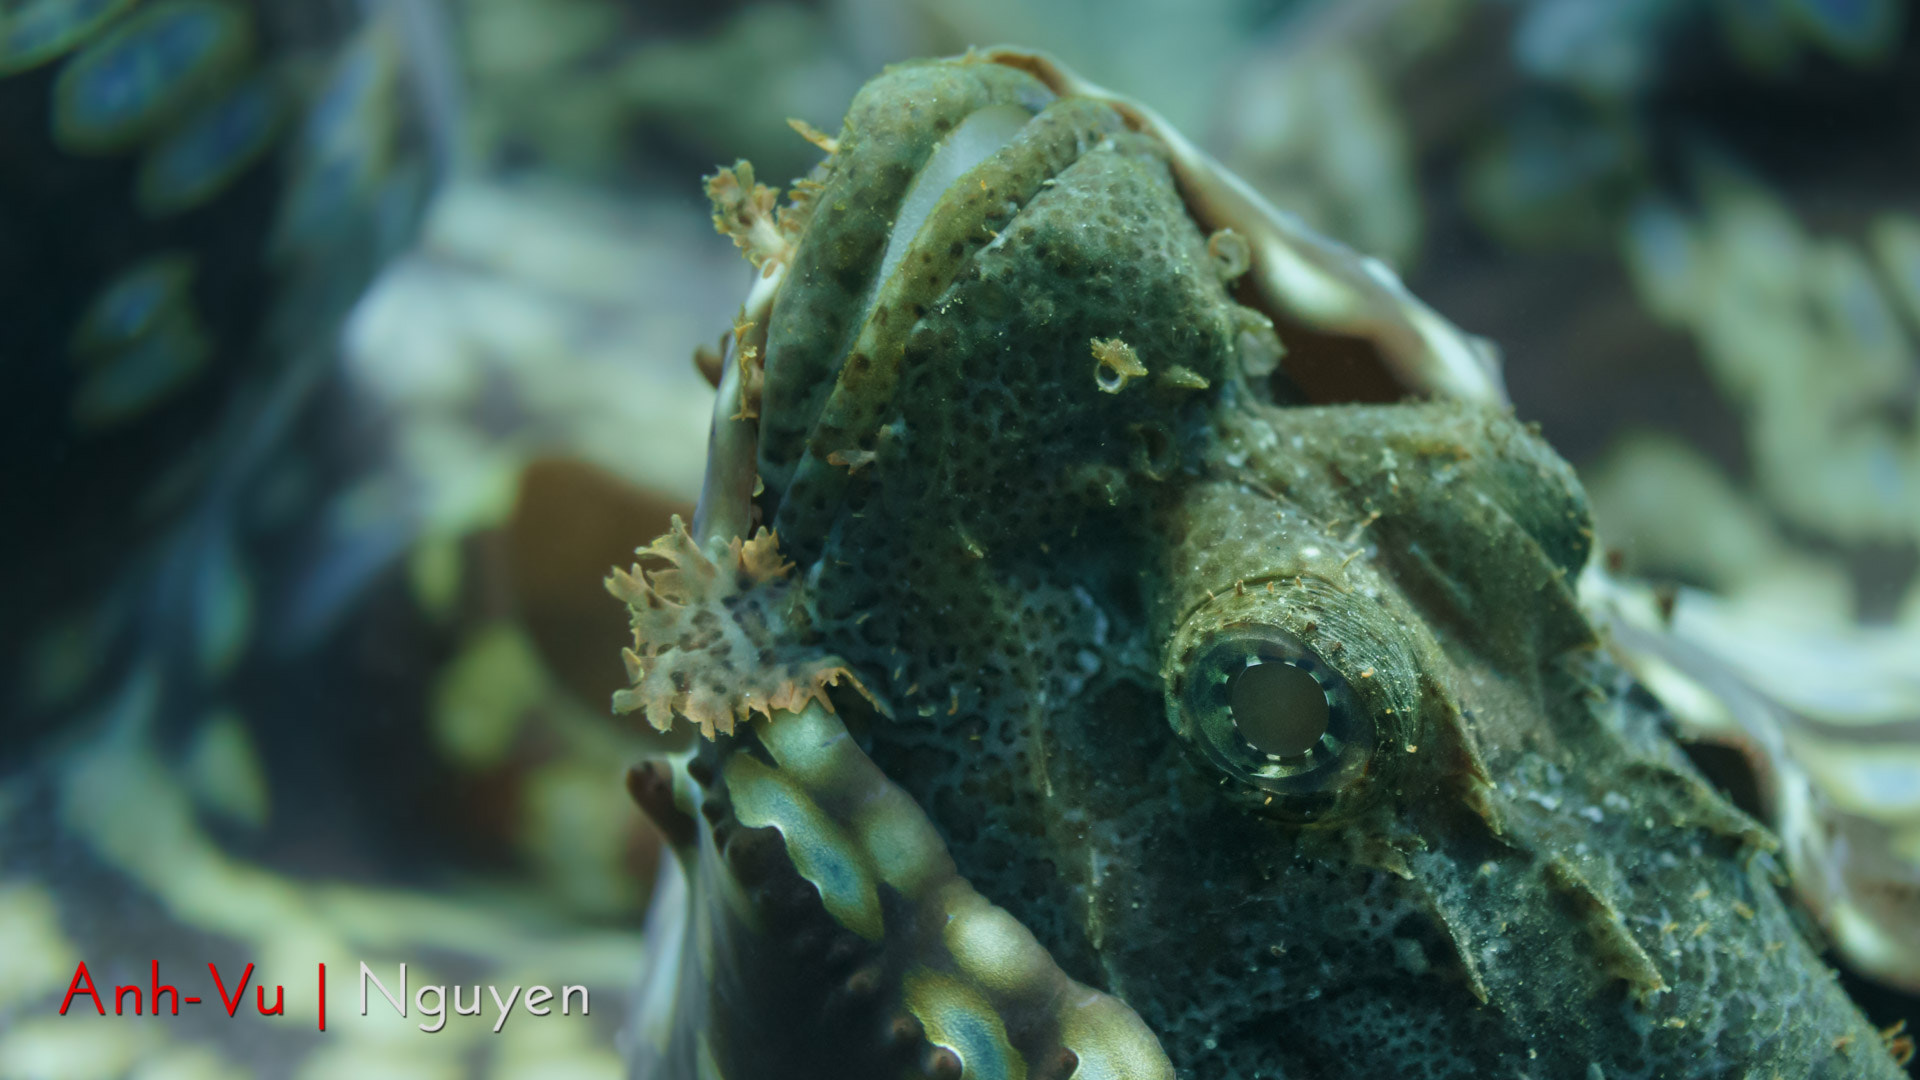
1162 574 1417 820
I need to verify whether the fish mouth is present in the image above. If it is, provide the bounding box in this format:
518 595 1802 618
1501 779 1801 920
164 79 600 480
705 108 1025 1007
726 48 1511 560
744 59 1061 537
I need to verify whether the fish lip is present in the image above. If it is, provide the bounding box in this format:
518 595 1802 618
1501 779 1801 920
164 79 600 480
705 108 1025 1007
693 266 783 547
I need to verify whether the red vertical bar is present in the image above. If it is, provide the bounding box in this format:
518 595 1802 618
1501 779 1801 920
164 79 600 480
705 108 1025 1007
317 963 326 1032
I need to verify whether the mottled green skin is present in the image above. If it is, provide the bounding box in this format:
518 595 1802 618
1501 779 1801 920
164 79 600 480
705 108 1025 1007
1104 403 1888 1077
653 55 1903 1080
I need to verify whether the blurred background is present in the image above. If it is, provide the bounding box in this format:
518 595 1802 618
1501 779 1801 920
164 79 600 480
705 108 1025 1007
1 0 1916 1076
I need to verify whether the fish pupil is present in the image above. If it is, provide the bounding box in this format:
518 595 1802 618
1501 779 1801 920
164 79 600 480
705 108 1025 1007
1228 659 1328 758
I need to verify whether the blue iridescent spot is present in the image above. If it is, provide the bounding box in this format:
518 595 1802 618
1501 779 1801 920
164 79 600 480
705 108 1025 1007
71 318 210 429
0 0 135 75
51 0 251 153
137 75 282 216
1791 0 1899 54
270 31 392 258
302 38 381 154
69 254 196 359
1800 0 1879 31
272 155 362 255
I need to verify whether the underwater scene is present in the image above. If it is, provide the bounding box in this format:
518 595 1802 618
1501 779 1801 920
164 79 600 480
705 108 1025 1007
2 0 1918 1077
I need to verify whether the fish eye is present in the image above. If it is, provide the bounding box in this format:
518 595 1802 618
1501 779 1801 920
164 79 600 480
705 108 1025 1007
1230 660 1327 756
1173 627 1375 802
